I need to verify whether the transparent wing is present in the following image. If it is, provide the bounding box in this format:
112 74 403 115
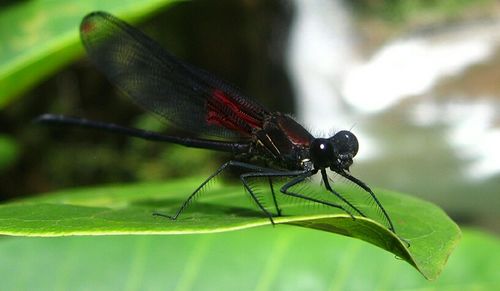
80 11 270 139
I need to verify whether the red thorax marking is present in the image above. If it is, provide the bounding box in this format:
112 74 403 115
206 89 262 134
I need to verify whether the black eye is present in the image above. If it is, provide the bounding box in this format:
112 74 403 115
309 138 334 169
331 130 358 157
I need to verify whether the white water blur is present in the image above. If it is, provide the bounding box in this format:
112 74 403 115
411 99 500 180
342 22 500 113
287 0 357 133
287 0 500 181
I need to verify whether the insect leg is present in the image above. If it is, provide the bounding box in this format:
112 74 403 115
320 169 366 217
241 170 356 218
238 169 310 223
154 161 283 221
338 170 396 234
280 173 356 219
268 178 281 216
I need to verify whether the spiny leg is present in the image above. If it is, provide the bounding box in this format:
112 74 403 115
268 177 281 216
239 173 277 225
320 169 366 217
154 160 281 220
338 170 396 234
279 172 356 219
238 170 312 223
336 171 409 246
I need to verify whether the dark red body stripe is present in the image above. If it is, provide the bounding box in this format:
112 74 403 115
206 89 263 135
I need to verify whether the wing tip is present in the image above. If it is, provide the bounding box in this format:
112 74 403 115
80 11 113 35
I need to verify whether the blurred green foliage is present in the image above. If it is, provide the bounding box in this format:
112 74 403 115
352 0 495 23
0 135 19 171
0 0 178 107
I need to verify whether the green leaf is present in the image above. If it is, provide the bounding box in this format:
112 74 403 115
0 0 178 107
0 134 19 171
0 228 494 290
0 178 460 279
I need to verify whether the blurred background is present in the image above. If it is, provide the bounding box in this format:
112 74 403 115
1 0 500 236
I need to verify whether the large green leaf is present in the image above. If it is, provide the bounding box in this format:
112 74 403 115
0 0 178 107
0 178 460 279
0 228 495 290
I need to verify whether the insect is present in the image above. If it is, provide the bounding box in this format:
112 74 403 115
37 11 397 234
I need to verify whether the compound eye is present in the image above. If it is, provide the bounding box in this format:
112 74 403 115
309 138 335 169
331 130 358 157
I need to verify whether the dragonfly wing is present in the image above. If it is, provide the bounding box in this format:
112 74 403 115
80 11 270 139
